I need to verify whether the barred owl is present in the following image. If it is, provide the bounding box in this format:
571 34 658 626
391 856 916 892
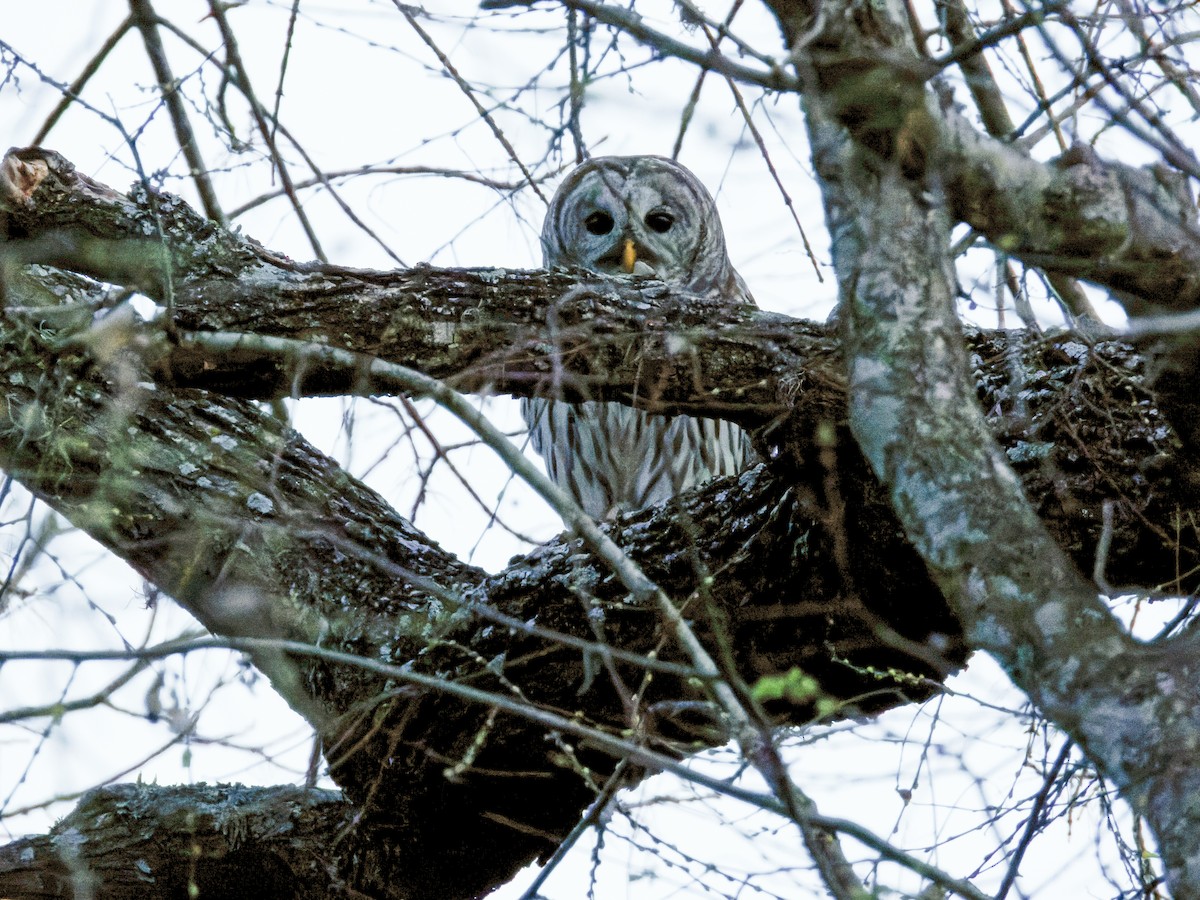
522 155 755 519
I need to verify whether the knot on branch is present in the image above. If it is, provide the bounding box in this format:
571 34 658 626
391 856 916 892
0 147 51 211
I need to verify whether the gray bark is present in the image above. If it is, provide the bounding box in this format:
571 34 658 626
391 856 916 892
0 137 1198 896
0 785 351 900
766 0 1200 895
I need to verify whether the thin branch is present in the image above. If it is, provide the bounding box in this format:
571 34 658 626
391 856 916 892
0 659 151 726
224 165 537 220
398 2 550 206
695 17 823 283
671 0 779 67
182 333 867 900
1027 0 1200 180
1122 306 1200 338
203 0 325 259
931 0 1068 72
268 0 302 149
994 740 1074 900
483 0 801 93
998 0 1069 152
0 635 993 900
565 5 588 162
31 16 134 145
517 762 628 900
128 0 226 225
393 393 544 544
1115 0 1200 118
938 0 1019 138
147 12 410 264
0 732 192 820
0 635 781 815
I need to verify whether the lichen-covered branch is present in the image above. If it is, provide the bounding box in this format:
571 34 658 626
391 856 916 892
0 785 354 900
0 147 828 425
3 143 1200 895
0 262 961 896
937 115 1200 315
765 0 1200 894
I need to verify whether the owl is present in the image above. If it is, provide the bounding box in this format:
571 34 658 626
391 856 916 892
522 155 756 519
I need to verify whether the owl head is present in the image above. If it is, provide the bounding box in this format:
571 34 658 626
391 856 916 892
541 155 751 304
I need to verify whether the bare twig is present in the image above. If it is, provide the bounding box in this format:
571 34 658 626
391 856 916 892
1028 0 1200 179
483 0 800 93
999 0 1069 152
517 762 628 900
695 17 824 283
129 0 226 225
32 16 134 145
0 635 992 900
931 0 1068 72
204 0 326 259
225 165 538 219
398 2 550 206
269 0 302 149
994 740 1074 900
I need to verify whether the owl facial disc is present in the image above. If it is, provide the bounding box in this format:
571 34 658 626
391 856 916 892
541 154 752 303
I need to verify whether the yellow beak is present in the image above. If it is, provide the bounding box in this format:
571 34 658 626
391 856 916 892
622 239 637 274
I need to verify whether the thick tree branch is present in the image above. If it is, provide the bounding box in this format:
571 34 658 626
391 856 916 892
0 147 830 423
938 113 1200 315
0 261 964 896
2 144 1200 895
808 22 1200 314
767 0 1200 894
5 142 1196 423
0 784 353 900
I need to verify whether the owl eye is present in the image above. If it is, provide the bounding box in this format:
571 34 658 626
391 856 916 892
645 210 675 233
584 211 615 235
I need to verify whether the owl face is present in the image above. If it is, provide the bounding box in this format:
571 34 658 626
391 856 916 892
542 155 746 301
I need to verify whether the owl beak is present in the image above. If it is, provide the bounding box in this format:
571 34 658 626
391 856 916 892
621 239 637 274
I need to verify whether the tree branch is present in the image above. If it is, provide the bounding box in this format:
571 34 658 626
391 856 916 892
0 784 353 900
767 0 1200 894
2 144 1200 895
0 258 962 896
496 0 1200 317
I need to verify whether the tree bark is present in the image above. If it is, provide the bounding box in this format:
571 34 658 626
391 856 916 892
766 0 1200 894
1 140 1200 895
0 785 352 900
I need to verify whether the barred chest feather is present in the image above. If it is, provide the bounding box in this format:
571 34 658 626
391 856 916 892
522 397 752 519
